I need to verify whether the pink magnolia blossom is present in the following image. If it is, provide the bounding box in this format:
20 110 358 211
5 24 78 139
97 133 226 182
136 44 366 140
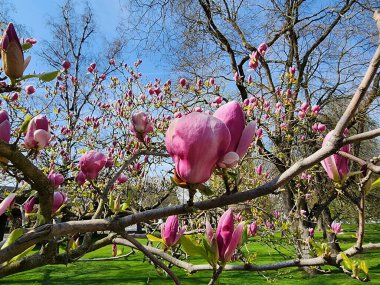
321 131 351 182
48 170 65 189
161 215 186 247
257 43 268 55
248 221 258 237
62 60 71 70
308 228 315 237
289 66 296 75
1 23 31 79
273 210 281 219
213 101 256 168
330 221 343 235
312 122 326 133
255 164 263 175
117 173 128 184
24 115 50 149
112 244 118 257
216 208 244 263
0 110 11 143
25 85 36 95
76 171 86 185
130 112 154 142
52 191 67 213
79 150 107 180
179 78 187 87
312 105 321 115
23 196 37 214
0 193 16 216
265 220 275 230
165 112 230 184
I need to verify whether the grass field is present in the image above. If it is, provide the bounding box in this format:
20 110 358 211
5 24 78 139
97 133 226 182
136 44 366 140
2 224 380 284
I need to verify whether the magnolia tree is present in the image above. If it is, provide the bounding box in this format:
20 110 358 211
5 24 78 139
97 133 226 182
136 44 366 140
0 10 380 284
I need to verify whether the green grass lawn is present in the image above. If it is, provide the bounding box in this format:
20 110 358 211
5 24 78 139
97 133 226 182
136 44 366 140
2 224 380 284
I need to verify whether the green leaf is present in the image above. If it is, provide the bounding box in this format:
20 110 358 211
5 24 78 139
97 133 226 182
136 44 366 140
360 260 369 275
20 115 32 133
340 252 352 270
18 70 60 83
109 192 114 211
21 42 33 51
202 237 218 267
1 228 23 249
38 70 60 82
371 177 380 190
180 235 206 258
10 245 35 262
195 184 213 196
146 234 163 243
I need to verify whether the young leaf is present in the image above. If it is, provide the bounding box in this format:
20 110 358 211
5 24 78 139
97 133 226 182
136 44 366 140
371 177 380 190
21 42 33 51
146 234 163 243
38 70 60 82
10 245 35 262
340 252 353 270
20 115 32 133
180 235 206 258
360 260 369 275
1 228 23 249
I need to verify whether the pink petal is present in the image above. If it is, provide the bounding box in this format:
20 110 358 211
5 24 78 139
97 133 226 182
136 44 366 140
218 151 239 168
0 193 16 216
223 221 244 262
236 121 256 158
34 129 50 149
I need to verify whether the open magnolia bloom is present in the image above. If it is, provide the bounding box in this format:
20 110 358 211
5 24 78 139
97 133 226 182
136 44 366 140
165 112 231 184
213 101 256 168
321 131 351 183
79 150 107 180
1 23 31 80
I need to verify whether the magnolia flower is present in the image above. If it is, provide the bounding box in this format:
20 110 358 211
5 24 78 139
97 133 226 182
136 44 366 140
321 131 351 183
248 221 258 237
308 228 315 237
165 112 230 184
0 110 11 143
1 23 31 80
76 171 86 185
216 209 244 263
79 150 107 180
330 221 343 235
25 85 36 95
23 196 37 215
312 123 326 133
52 191 67 213
213 101 256 168
255 164 263 175
112 244 118 257
62 60 71 70
0 193 16 216
48 171 65 189
161 215 186 247
24 115 50 149
130 112 154 142
117 174 128 184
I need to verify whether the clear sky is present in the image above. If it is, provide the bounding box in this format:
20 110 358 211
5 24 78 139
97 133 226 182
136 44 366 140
9 0 173 80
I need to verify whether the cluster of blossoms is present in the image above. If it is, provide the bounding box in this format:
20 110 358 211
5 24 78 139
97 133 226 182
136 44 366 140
165 101 256 184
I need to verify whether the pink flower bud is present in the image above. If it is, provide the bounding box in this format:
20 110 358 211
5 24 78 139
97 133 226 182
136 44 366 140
255 164 263 175
109 58 115 65
23 196 36 214
248 221 258 237
52 191 67 213
0 110 11 143
216 208 244 263
321 131 351 182
25 38 37 45
62 60 71 70
76 171 86 185
117 173 128 184
308 228 315 237
289 66 296 75
1 23 30 79
311 105 320 115
179 78 187 87
9 92 18 101
48 170 65 189
257 43 268 55
130 112 154 142
24 115 50 149
161 215 186 247
209 77 215 85
79 150 107 180
330 221 343 235
25 85 36 95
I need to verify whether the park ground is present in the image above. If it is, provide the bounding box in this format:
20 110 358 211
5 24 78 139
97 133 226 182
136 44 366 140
2 224 380 284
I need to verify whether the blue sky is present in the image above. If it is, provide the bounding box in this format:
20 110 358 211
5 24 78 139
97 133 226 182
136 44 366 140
9 0 173 80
